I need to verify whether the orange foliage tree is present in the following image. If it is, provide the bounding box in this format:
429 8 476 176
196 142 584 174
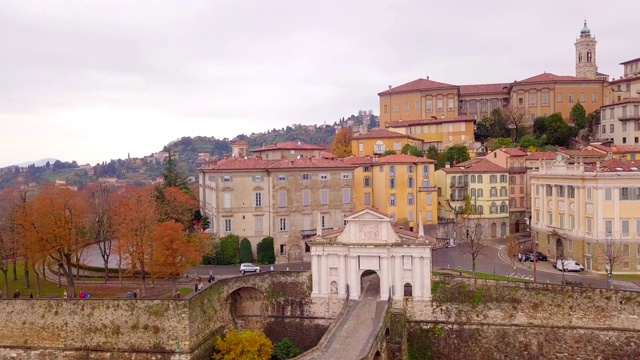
113 185 157 295
332 127 352 158
19 185 90 297
156 186 198 229
0 188 20 297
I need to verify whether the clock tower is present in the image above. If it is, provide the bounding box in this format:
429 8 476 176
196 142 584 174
575 20 598 79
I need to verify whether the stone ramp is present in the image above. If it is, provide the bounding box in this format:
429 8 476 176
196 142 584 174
311 282 388 360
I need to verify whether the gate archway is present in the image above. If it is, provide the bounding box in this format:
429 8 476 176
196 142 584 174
288 244 302 262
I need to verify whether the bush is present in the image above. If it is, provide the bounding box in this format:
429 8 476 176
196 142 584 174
239 238 254 263
214 234 240 265
256 237 276 265
272 338 301 359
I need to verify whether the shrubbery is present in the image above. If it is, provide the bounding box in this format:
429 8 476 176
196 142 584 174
239 238 254 263
257 237 276 265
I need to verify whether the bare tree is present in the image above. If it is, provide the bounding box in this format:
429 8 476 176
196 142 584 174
602 234 626 278
501 106 527 142
505 234 520 267
459 215 487 277
84 183 116 283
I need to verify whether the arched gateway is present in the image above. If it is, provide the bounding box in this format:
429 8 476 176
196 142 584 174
309 208 434 301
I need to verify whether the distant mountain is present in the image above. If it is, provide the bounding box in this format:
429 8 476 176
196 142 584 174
13 158 58 168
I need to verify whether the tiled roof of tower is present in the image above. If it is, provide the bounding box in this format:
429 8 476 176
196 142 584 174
351 128 423 141
387 115 476 128
252 141 325 152
585 159 640 172
440 158 508 173
202 157 356 170
459 83 511 95
232 140 248 146
525 152 557 161
378 78 457 95
516 72 602 84
375 154 435 164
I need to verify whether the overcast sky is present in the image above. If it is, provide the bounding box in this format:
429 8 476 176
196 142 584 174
1 0 638 167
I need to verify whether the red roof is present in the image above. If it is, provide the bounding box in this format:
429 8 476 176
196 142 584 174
376 154 435 164
440 158 508 173
611 145 640 154
252 141 324 152
342 156 375 166
516 72 601 84
601 97 640 107
203 157 356 171
620 57 640 65
351 128 423 141
232 140 248 146
387 115 476 128
499 148 528 156
585 159 640 172
525 152 557 161
558 149 604 158
459 83 511 95
378 78 457 95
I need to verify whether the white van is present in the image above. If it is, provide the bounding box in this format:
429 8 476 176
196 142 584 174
556 260 584 272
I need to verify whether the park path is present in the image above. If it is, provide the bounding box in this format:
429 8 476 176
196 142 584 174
312 279 387 360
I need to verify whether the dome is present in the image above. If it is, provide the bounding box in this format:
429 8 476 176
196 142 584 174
580 20 591 35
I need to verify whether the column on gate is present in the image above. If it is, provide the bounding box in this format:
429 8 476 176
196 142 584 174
320 254 328 295
348 255 358 299
394 254 403 300
422 255 432 300
311 254 320 295
413 255 423 298
380 255 389 300
338 254 347 296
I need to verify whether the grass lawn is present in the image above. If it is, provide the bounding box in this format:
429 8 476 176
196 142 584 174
609 274 640 281
434 269 532 283
0 261 62 298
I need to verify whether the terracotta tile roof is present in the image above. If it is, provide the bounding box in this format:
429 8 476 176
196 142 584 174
601 97 640 107
620 57 640 65
558 149 605 158
202 157 356 171
387 115 476 128
516 72 602 84
376 154 435 164
394 227 419 239
232 140 248 146
611 145 640 153
321 228 345 237
439 158 507 173
587 144 611 153
342 156 375 166
378 78 457 95
525 152 557 161
320 150 337 159
459 83 511 95
499 148 528 156
252 141 325 152
609 75 640 85
585 159 640 172
351 128 423 141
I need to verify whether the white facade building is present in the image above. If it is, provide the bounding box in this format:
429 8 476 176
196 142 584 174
310 208 433 302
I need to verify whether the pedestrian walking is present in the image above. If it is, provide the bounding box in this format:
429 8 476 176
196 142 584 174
136 288 140 298
198 281 204 292
63 290 68 299
270 265 274 271
13 289 20 299
29 293 33 299
194 282 199 293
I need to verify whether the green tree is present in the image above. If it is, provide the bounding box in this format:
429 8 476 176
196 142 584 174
239 238 253 263
256 237 276 265
571 102 587 129
382 149 396 156
213 330 273 360
443 145 470 166
476 109 510 141
546 113 576 147
426 146 445 169
160 149 191 193
215 234 240 265
272 338 301 360
519 135 538 149
401 143 424 157
532 116 548 138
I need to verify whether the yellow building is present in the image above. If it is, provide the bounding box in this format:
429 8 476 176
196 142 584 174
530 157 640 274
386 115 476 151
350 128 423 157
378 21 608 130
344 154 437 231
435 158 510 238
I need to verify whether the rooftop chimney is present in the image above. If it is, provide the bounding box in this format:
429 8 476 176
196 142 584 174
445 162 450 168
388 85 392 90
223 153 230 159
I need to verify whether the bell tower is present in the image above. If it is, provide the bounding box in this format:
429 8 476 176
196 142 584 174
575 20 597 79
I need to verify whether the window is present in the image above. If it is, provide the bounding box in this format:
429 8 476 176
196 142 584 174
477 189 483 198
568 93 574 103
477 175 483 184
427 211 433 221
592 93 597 103
404 102 409 111
394 142 401 151
319 173 329 180
407 165 414 174
546 185 553 196
547 212 553 225
536 184 540 195
490 175 497 183
622 220 630 236
529 94 536 106
490 202 497 214
278 190 287 207
557 93 562 103
620 188 640 200
568 186 575 199
253 175 263 182
280 244 286 255
278 218 288 231
222 175 232 182
277 174 287 181
500 187 507 197
364 166 371 172
389 195 396 207
477 205 483 214
448 99 454 110
490 187 497 197
301 173 311 181
384 104 388 113
500 174 507 183
341 172 351 179
518 97 524 107
556 185 565 197
602 125 606 134
224 218 233 233
471 188 476 197
223 192 232 208
343 214 348 226
408 177 414 187
586 218 593 233
415 101 420 110
426 100 432 111
423 165 430 175
437 99 443 111
375 141 385 154
255 216 263 232
364 193 371 206
637 219 640 236
500 202 507 213
389 165 396 176
394 103 399 112
363 177 371 187
254 192 263 207
605 219 613 234
302 190 311 206
610 124 614 133
342 188 351 204
407 194 414 205
320 189 329 205
389 178 396 189
542 93 549 105
623 122 627 132
587 187 592 200
559 215 564 229
509 176 515 184
580 93 586 103
471 175 476 183
535 210 540 223
605 188 612 201
426 194 432 205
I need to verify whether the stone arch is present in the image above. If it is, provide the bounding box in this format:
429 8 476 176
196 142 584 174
330 281 338 295
500 222 507 237
228 287 266 330
288 244 302 263
556 238 565 260
403 282 413 297
490 222 497 238
360 270 380 299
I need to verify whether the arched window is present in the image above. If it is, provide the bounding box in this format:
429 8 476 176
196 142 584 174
578 52 583 63
404 283 413 297
501 222 507 237
470 175 476 183
500 201 507 213
587 50 592 63
374 140 385 154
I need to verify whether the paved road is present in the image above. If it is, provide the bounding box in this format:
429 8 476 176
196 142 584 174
312 277 387 360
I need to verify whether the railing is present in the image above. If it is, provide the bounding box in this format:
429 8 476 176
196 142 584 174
450 181 469 188
508 166 527 173
300 229 317 236
418 186 438 192
449 195 465 201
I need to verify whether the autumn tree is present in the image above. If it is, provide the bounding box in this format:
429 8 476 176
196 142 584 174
505 235 520 267
84 183 116 282
113 185 158 295
150 220 204 293
213 329 273 360
458 214 487 278
19 185 90 297
331 127 352 158
602 234 626 278
156 186 198 229
0 188 19 297
501 106 527 142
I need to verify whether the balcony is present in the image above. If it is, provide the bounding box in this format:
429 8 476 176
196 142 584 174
301 227 334 238
449 195 465 201
418 186 438 192
508 166 527 173
450 181 469 188
619 115 640 121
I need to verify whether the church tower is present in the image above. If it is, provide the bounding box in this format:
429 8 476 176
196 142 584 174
575 20 597 79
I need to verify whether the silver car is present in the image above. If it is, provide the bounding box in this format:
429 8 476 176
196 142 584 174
240 263 260 275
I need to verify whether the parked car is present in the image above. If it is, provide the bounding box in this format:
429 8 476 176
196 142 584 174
240 263 260 275
556 260 584 272
535 252 548 261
